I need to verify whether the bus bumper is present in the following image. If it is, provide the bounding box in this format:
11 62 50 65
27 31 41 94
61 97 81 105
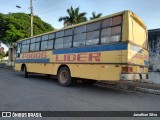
121 74 148 80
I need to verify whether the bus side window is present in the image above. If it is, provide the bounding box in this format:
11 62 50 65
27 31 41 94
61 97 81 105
65 29 73 36
101 16 122 44
36 37 41 42
73 33 86 47
101 28 111 43
30 43 35 51
74 25 86 34
22 40 26 45
41 41 47 50
64 36 72 48
47 40 54 49
55 38 63 49
56 31 64 38
111 26 121 42
31 38 35 43
25 44 29 52
87 21 101 32
35 42 40 51
102 18 112 28
42 35 49 41
49 33 55 40
16 43 21 57
112 16 122 26
21 43 29 53
21 45 25 53
86 31 99 46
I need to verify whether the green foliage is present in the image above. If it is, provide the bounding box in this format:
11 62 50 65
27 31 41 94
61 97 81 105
0 13 54 46
0 51 5 62
90 12 102 20
5 51 8 57
59 6 87 26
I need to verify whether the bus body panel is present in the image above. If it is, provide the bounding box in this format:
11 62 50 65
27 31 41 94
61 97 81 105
15 46 123 81
15 10 149 82
128 43 149 67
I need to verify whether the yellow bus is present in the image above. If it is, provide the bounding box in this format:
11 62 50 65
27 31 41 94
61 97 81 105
15 10 149 86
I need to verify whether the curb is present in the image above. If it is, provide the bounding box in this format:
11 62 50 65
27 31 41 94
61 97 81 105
135 87 160 95
95 82 160 95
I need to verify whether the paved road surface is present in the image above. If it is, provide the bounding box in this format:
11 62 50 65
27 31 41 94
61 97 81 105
0 68 160 120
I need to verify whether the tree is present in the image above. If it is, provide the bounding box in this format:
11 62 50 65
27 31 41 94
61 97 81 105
90 12 102 20
0 13 54 47
5 51 8 57
59 6 87 26
0 51 5 62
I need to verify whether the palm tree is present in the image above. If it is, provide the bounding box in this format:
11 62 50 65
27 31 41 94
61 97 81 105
90 12 102 20
59 6 87 26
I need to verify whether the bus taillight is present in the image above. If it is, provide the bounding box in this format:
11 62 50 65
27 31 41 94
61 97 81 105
122 67 133 73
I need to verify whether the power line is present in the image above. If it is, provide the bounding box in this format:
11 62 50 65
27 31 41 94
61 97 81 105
34 0 52 6
34 0 63 11
35 4 64 15
34 0 64 15
34 0 59 10
34 0 58 8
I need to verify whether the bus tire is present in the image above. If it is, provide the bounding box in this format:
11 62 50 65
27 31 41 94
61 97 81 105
24 65 28 78
58 67 74 87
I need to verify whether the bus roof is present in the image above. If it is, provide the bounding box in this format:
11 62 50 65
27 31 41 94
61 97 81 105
17 10 146 42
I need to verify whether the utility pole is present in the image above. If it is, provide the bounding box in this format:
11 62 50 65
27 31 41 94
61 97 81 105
30 0 33 37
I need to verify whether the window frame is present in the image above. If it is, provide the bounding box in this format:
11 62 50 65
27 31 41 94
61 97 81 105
47 39 54 50
40 40 48 51
42 35 49 41
56 31 64 38
86 30 100 46
63 36 73 48
86 21 101 32
74 25 86 34
19 14 123 52
100 15 123 44
64 28 73 36
54 37 64 49
73 33 86 48
21 39 30 53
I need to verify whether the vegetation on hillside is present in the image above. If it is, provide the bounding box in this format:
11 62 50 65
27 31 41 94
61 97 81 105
0 13 54 46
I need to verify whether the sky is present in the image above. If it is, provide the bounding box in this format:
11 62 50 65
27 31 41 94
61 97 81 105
0 0 160 50
0 0 160 30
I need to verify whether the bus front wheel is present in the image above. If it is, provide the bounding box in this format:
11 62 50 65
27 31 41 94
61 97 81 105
23 65 28 78
58 67 74 87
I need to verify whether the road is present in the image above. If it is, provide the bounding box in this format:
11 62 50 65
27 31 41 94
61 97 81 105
0 68 160 120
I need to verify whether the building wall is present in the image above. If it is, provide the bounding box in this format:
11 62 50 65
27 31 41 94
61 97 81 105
148 29 160 71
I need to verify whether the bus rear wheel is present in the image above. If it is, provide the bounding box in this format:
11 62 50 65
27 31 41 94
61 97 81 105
58 67 74 87
23 65 28 78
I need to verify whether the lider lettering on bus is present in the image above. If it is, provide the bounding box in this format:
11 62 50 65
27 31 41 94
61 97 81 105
56 53 101 62
22 52 47 59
